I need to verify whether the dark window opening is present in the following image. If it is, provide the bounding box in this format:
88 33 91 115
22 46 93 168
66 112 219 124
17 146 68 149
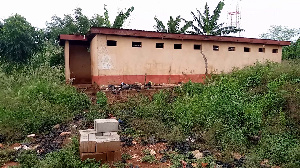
259 48 265 53
228 47 235 51
156 43 164 48
194 44 201 50
213 45 219 51
244 47 251 52
107 40 117 46
272 49 278 53
174 44 182 49
132 42 142 47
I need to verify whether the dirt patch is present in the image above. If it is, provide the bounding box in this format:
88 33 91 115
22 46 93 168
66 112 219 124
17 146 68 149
121 142 171 168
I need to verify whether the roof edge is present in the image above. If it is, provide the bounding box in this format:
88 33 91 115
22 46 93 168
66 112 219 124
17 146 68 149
89 27 291 46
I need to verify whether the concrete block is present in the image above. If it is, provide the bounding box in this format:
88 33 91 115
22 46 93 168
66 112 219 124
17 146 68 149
96 141 121 153
80 141 96 153
94 119 119 133
114 150 122 161
80 152 107 161
103 132 119 136
79 129 96 136
107 151 115 163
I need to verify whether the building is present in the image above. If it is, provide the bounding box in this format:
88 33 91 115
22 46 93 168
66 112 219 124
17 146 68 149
59 27 290 85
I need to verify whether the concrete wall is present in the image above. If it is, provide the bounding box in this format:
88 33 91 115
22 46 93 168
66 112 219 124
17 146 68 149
69 44 91 84
91 34 282 85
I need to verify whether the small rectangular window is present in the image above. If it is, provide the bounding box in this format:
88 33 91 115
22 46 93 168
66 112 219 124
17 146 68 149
156 43 164 48
132 42 142 47
259 48 265 53
272 49 278 53
174 44 182 49
244 47 250 52
194 44 201 50
213 45 219 51
107 40 117 46
228 47 235 51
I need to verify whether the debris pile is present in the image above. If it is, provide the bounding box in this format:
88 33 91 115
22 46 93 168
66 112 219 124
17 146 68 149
79 119 121 163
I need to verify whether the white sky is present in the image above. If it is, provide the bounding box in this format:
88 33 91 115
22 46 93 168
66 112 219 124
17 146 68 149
0 0 299 38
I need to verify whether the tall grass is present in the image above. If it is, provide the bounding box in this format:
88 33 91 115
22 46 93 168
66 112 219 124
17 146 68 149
110 60 300 167
0 63 90 141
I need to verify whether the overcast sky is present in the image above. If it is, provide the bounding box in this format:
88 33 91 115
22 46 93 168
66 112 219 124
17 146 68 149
0 0 299 38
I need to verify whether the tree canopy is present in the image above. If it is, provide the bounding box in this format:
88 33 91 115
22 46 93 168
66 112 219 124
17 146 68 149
46 5 134 44
154 16 192 34
259 25 300 41
0 14 42 63
190 1 243 35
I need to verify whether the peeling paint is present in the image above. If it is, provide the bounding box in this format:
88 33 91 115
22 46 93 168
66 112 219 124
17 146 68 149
99 54 113 70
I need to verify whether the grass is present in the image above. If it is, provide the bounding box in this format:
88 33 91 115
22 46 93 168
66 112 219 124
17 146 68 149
0 59 299 167
0 63 90 141
107 60 300 167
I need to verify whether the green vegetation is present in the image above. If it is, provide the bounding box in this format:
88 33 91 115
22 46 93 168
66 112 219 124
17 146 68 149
190 1 243 35
0 4 299 168
0 62 90 141
109 60 300 167
154 15 192 34
0 14 43 63
17 138 101 168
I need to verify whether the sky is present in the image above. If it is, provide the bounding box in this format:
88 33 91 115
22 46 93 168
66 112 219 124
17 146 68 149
0 0 299 38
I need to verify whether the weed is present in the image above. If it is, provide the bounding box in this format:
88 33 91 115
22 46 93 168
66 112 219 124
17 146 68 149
121 153 132 160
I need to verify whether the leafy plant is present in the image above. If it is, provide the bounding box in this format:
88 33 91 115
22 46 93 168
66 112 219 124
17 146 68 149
0 14 43 63
190 1 243 35
154 16 192 34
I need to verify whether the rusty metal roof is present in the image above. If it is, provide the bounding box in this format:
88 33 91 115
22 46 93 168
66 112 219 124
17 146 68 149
59 27 291 46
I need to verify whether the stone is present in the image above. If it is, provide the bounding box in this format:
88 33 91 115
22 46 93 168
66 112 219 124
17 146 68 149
59 132 71 136
94 119 119 133
53 124 60 129
150 149 156 156
232 152 242 160
192 150 204 159
260 159 271 168
27 134 35 138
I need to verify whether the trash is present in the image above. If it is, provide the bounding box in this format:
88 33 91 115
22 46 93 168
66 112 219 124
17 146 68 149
150 149 156 155
27 134 35 138
192 150 203 159
53 124 60 129
59 132 71 136
121 82 130 90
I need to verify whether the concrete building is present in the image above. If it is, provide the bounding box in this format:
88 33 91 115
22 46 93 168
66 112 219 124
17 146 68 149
59 27 290 85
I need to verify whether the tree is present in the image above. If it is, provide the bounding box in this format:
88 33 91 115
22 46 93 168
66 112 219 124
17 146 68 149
46 5 134 44
260 25 300 60
0 14 42 63
282 39 300 59
154 15 192 34
259 25 300 41
190 1 243 35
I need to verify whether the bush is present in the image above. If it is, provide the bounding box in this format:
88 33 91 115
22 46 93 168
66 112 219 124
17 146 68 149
109 60 300 166
0 14 43 63
17 138 101 168
0 64 90 141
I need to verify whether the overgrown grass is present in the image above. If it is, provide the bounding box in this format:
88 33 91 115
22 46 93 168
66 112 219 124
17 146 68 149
0 63 90 141
17 137 101 168
108 60 300 167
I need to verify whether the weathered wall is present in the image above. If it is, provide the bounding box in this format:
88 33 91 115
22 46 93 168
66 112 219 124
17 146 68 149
91 35 282 85
69 44 91 84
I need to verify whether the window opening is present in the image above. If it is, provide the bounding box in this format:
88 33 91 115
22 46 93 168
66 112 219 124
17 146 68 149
107 40 117 46
174 44 182 49
132 42 142 47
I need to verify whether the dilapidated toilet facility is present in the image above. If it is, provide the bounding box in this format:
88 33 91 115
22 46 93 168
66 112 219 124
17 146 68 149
59 27 290 85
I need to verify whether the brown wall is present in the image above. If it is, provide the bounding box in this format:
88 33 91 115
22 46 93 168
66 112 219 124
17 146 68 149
69 44 91 84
